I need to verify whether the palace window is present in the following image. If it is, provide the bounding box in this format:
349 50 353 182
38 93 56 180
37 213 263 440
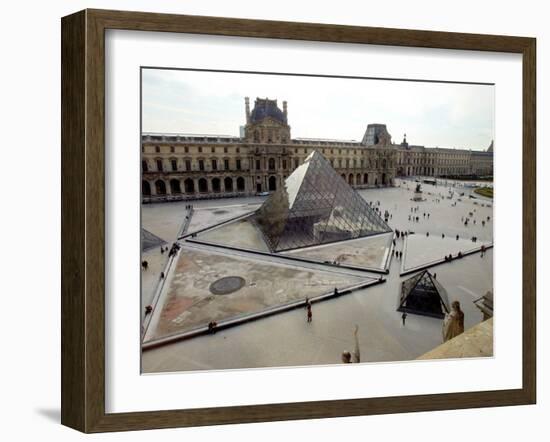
294 158 299 168
211 147 215 153
184 146 189 153
236 159 241 170
256 159 261 170
282 159 287 170
199 160 204 171
171 159 177 171
142 160 148 172
224 159 230 170
212 159 217 170
224 147 228 153
170 146 175 153
155 146 160 153
236 147 240 153
198 146 202 153
156 159 163 171
268 158 276 170
185 160 191 171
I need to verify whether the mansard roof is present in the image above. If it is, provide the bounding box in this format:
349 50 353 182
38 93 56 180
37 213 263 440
250 98 287 125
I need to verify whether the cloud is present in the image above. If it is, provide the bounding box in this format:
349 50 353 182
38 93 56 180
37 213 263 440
141 68 494 150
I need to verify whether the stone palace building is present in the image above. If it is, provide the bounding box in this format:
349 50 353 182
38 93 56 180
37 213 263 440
141 97 493 202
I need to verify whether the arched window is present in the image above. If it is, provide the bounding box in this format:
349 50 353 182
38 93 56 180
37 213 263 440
212 178 221 193
268 176 277 191
155 180 166 195
237 177 245 192
363 173 368 184
142 180 151 196
198 178 208 193
169 179 181 194
224 177 233 192
348 174 354 185
184 178 194 193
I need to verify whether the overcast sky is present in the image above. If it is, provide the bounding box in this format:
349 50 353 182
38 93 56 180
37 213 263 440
142 68 494 151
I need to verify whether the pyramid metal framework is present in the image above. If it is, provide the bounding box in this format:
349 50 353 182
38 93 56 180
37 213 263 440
253 151 392 252
397 270 450 319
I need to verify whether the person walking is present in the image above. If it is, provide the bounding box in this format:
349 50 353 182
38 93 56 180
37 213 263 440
401 312 407 326
306 303 312 323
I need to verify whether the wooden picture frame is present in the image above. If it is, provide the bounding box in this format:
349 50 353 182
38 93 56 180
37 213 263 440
61 8 536 433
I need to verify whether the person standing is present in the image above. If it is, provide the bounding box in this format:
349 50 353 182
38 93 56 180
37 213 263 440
401 312 407 326
306 303 312 323
341 325 360 363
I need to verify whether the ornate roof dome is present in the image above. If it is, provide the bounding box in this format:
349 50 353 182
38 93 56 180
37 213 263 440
250 98 287 124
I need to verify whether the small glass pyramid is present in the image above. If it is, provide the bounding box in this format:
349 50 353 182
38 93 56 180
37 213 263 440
253 150 392 251
398 270 450 318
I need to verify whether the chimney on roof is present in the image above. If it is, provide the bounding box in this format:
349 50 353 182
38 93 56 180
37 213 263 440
245 97 250 124
283 100 288 119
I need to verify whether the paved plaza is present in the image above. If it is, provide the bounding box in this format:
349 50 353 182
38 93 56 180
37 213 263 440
141 178 494 373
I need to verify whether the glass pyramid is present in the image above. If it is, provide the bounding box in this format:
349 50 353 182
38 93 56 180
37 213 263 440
398 270 450 319
253 150 392 252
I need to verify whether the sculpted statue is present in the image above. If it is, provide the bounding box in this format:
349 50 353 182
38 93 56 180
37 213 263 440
442 301 465 342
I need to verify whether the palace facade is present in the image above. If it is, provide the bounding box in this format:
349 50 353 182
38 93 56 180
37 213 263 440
141 97 493 202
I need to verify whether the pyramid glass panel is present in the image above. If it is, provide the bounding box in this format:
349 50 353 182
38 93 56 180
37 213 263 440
253 150 392 251
398 270 450 319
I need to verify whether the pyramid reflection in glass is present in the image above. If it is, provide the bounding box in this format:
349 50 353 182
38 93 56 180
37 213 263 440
253 151 392 252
